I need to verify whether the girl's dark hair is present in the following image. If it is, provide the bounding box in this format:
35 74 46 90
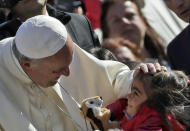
101 0 168 64
136 71 190 130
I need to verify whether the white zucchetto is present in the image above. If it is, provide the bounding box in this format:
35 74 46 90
15 15 67 59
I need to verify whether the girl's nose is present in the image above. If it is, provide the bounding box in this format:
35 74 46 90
126 93 133 100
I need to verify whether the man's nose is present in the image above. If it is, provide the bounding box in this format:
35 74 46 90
61 67 70 77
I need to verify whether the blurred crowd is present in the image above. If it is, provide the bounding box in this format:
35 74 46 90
0 0 188 70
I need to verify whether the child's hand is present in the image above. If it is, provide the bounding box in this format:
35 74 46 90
80 96 120 130
97 108 120 130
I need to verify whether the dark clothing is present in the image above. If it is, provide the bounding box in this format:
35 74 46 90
0 9 6 24
167 25 190 75
47 4 100 50
0 4 100 50
0 18 21 40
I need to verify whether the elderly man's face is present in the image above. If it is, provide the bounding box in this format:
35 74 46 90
23 36 74 88
164 0 190 22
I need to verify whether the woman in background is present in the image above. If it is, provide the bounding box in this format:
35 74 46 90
101 0 168 67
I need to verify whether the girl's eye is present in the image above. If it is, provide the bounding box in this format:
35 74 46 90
134 91 138 96
125 14 134 20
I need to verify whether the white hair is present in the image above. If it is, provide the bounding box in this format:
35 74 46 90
12 39 42 65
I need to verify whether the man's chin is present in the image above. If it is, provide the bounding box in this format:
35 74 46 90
49 81 58 87
40 81 57 88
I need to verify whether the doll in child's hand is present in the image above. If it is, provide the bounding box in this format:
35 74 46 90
80 96 119 131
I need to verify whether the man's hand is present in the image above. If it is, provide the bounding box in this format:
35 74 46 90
134 63 167 76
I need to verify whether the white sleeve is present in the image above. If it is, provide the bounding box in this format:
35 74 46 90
113 69 135 98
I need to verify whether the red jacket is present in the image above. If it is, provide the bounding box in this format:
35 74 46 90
82 0 101 29
107 99 186 131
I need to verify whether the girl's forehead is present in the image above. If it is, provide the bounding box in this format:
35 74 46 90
133 78 144 89
133 77 151 91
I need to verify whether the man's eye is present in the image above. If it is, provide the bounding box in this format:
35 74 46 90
113 18 120 23
52 70 59 74
52 71 57 73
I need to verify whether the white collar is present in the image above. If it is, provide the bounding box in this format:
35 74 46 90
3 37 32 84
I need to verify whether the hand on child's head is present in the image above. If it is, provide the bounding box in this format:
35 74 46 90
134 63 167 77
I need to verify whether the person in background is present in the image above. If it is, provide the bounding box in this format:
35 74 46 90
164 0 190 23
137 0 188 46
82 0 101 30
0 0 100 50
164 0 190 75
53 0 84 14
81 0 102 42
47 0 55 6
101 0 168 67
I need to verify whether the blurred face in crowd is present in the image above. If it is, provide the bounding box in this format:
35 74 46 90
164 0 190 22
126 77 147 115
21 35 74 88
13 0 47 21
106 1 146 46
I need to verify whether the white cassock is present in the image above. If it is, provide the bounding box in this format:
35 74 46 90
0 37 134 131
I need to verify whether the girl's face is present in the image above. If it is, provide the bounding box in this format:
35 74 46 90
106 1 146 46
126 78 147 116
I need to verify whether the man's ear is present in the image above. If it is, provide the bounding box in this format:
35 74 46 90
20 59 32 71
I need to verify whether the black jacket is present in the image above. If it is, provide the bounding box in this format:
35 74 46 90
167 24 190 75
0 4 100 50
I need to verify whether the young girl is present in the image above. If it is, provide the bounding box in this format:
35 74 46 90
107 70 190 131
